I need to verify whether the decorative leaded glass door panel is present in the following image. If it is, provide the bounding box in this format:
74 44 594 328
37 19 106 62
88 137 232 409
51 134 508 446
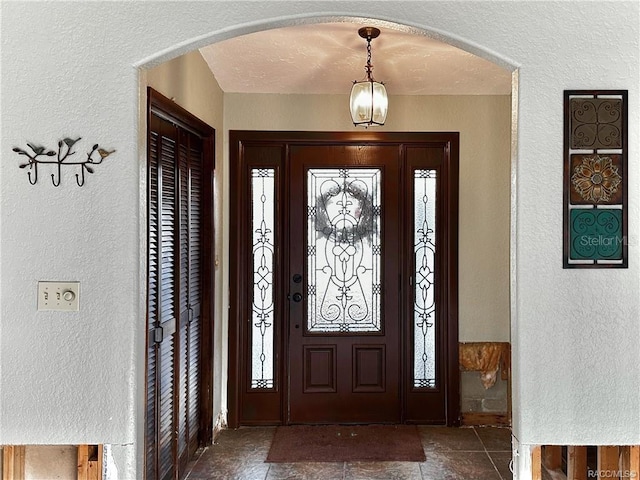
228 131 459 427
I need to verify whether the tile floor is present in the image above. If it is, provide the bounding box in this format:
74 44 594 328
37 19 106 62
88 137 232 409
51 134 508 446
185 426 513 479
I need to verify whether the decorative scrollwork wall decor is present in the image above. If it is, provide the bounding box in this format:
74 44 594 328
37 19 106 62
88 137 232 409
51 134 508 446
13 137 115 187
563 91 627 268
570 98 623 149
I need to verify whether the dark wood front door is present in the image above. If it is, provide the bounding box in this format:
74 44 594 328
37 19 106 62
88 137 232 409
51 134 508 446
288 145 401 423
229 131 459 427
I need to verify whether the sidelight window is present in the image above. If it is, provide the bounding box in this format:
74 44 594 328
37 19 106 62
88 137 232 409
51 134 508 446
413 169 437 388
250 168 276 389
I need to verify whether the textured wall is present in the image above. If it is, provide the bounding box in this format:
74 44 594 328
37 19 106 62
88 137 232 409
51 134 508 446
10 49 229 480
1 2 638 479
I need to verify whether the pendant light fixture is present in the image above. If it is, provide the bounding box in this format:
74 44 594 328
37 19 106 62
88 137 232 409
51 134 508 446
349 26 388 127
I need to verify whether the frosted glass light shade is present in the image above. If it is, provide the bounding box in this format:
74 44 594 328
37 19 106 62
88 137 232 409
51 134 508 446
349 80 388 127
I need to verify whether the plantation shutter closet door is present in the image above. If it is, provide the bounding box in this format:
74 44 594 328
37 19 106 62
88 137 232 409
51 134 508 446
146 88 215 480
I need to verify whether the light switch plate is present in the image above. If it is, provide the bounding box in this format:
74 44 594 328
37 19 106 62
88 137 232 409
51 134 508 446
38 281 80 311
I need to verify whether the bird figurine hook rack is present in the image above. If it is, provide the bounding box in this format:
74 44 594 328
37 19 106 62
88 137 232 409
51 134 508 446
13 137 115 187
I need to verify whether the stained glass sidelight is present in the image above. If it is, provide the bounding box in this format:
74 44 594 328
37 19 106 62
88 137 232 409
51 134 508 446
414 169 437 388
250 168 275 389
307 168 382 333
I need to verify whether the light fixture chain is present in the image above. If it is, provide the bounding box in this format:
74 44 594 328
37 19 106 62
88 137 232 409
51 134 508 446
366 37 373 80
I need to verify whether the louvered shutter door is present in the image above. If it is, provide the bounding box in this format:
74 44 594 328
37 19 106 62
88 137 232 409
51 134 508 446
147 109 207 480
146 124 160 480
158 119 179 480
187 132 203 456
177 133 189 473
176 130 204 475
146 115 179 480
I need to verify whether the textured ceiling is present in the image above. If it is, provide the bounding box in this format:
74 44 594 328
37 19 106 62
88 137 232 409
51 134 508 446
199 22 512 96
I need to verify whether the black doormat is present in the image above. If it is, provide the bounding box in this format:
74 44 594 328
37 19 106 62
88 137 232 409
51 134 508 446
266 424 426 463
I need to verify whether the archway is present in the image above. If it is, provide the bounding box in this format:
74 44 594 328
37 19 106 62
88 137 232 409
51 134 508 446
137 14 518 478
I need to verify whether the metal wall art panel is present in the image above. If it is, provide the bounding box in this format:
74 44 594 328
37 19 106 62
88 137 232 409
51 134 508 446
563 90 628 268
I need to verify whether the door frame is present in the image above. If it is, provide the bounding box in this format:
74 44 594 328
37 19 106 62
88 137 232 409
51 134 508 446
228 130 459 427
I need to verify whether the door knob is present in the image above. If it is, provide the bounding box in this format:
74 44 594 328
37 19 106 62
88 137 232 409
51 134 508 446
291 292 303 302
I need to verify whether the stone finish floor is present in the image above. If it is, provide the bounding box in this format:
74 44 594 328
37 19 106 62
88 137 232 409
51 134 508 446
185 426 513 479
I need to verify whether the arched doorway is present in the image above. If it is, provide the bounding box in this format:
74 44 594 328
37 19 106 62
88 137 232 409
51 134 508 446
140 14 517 479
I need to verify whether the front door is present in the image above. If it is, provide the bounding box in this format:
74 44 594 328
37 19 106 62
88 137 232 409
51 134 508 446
229 131 459 427
288 145 401 423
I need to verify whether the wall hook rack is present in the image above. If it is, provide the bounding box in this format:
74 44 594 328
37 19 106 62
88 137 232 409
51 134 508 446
13 137 115 187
